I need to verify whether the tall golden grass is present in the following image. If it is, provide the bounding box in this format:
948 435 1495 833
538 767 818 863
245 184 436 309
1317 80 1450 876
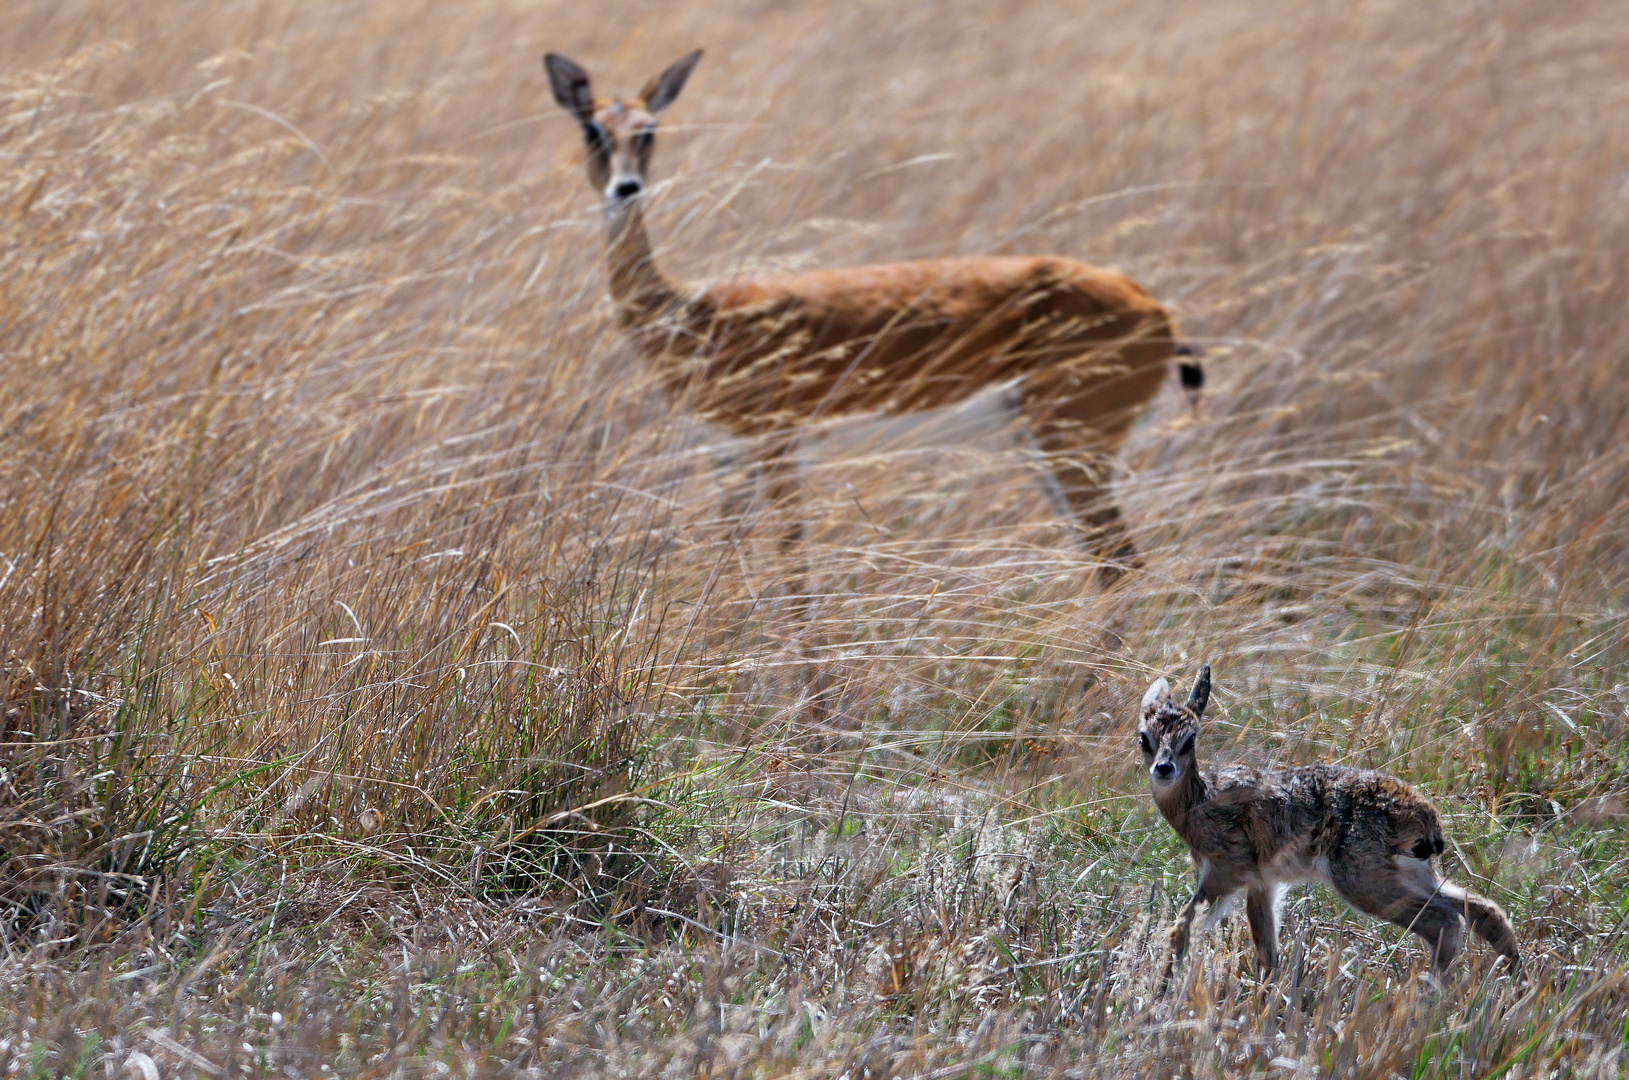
2 0 1627 1075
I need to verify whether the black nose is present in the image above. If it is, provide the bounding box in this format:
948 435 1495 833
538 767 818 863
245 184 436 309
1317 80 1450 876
1152 761 1176 780
612 179 642 200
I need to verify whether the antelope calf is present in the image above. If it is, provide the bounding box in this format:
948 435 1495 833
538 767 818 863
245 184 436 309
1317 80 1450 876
543 50 1202 578
1139 666 1520 990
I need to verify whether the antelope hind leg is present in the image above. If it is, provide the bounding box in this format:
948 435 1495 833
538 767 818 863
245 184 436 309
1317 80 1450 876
1332 852 1468 980
1014 424 1139 581
1245 886 1281 974
1013 380 1144 579
1432 881 1521 972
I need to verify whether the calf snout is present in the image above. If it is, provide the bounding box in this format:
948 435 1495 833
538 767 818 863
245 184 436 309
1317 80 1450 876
609 177 645 205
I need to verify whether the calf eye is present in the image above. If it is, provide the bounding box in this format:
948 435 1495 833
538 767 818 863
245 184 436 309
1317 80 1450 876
634 129 654 150
1138 732 1153 754
1410 839 1434 860
584 122 608 150
1177 733 1195 755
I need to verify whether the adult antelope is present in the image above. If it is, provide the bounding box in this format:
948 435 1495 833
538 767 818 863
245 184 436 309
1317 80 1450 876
544 49 1202 579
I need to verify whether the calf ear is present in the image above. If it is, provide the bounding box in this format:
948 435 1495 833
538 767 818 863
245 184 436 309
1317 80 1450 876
1185 664 1212 718
545 53 595 123
1141 677 1171 715
640 49 702 112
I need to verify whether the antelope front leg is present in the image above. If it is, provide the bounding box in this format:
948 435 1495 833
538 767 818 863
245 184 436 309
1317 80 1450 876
757 443 831 718
757 443 809 608
713 449 762 536
1159 886 1214 995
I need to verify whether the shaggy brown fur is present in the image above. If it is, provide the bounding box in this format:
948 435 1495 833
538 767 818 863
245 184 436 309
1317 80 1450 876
544 51 1201 576
1139 666 1521 991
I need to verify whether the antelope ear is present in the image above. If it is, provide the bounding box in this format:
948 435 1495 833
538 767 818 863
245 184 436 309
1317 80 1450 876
1141 677 1171 715
640 49 702 112
1185 664 1212 718
545 53 595 123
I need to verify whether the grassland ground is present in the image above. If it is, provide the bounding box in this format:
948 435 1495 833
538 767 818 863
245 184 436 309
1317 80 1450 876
2 0 1628 1076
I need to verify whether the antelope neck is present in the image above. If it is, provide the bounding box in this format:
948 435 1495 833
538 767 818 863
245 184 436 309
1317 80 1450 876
1153 764 1208 834
605 199 681 324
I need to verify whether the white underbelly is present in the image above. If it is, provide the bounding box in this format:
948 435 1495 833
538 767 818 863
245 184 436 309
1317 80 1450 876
1259 851 1333 888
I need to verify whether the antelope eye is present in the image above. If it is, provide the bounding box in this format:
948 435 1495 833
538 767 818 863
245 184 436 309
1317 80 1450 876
634 129 654 150
584 122 608 149
1177 733 1195 755
1138 732 1153 754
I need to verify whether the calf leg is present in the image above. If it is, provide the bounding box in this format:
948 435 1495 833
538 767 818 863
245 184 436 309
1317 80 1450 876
1161 884 1221 995
1384 893 1466 978
1245 886 1281 973
1331 852 1467 979
1433 881 1521 970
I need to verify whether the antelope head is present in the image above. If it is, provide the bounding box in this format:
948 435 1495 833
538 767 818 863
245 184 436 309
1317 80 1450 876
1138 665 1211 791
544 49 703 212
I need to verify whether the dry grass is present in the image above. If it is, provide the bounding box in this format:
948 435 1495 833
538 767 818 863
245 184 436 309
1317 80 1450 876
3 0 1628 1075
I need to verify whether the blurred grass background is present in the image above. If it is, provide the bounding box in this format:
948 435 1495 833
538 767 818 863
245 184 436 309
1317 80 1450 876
2 0 1627 1075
